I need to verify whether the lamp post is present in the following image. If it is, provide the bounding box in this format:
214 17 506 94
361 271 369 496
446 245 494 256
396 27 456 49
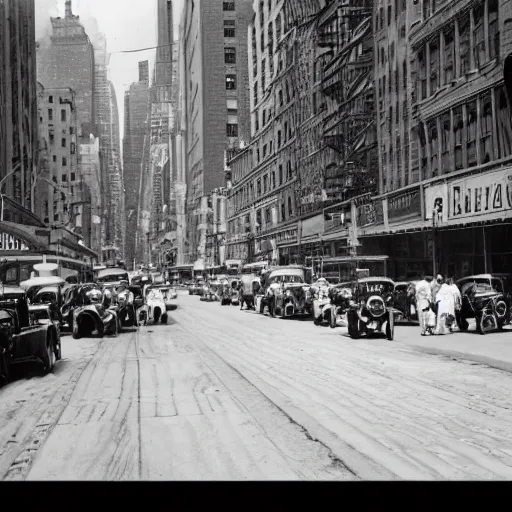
432 200 442 277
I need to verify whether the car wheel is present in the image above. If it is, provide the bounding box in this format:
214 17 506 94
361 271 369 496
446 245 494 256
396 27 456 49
347 314 360 339
330 306 337 329
478 312 497 335
0 349 10 386
72 320 81 339
386 313 395 341
43 334 56 374
161 314 168 324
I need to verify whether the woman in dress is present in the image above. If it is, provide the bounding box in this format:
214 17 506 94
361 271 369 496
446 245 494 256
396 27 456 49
415 274 432 336
434 280 457 335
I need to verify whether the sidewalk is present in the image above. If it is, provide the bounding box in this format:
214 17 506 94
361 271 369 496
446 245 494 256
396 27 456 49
396 320 512 373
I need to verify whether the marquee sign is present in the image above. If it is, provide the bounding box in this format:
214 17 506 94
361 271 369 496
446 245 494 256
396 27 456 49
0 232 30 251
449 168 512 219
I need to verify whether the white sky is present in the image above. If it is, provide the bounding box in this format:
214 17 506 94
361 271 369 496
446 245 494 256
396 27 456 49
35 0 184 140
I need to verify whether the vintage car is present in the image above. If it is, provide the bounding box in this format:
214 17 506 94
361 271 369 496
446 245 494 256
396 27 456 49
262 266 314 318
229 278 241 305
201 280 221 302
346 277 399 340
20 275 67 327
188 279 206 296
68 284 119 339
95 267 130 289
220 279 240 306
114 283 138 328
138 286 168 325
0 286 62 384
456 274 512 334
393 282 412 322
313 281 352 328
155 286 178 311
239 274 261 310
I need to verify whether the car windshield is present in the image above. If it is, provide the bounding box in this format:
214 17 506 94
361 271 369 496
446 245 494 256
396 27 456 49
269 274 304 284
460 278 498 295
30 309 51 322
359 281 394 295
97 273 128 283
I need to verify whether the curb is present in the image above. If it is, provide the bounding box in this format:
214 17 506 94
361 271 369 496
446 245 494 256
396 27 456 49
411 345 512 375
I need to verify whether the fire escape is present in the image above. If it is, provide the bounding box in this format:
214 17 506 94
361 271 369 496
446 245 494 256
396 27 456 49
318 1 377 204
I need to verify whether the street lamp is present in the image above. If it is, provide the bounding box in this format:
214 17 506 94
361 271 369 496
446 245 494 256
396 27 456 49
432 199 442 277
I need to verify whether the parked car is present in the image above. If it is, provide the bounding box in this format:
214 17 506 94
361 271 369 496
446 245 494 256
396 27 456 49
95 267 130 289
156 286 178 311
239 274 261 310
70 284 119 339
346 277 399 340
325 282 353 328
0 286 61 384
456 274 512 334
263 266 314 318
138 286 168 325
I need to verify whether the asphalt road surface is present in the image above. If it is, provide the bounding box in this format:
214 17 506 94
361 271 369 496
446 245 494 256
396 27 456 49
2 291 512 480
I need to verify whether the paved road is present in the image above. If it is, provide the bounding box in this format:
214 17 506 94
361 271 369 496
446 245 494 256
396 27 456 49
1 291 512 480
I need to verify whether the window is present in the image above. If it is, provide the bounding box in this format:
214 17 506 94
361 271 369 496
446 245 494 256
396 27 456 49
496 86 512 158
70 143 76 154
257 179 262 196
224 19 235 38
61 138 66 148
71 172 76 181
271 171 276 189
52 155 57 162
62 174 68 182
444 29 454 85
253 82 258 104
279 89 283 106
488 0 499 61
429 39 439 94
224 47 236 64
276 13 282 41
480 93 493 164
417 50 427 100
459 16 470 76
441 113 451 173
227 123 238 137
473 4 485 68
278 130 282 147
279 164 283 185
226 75 237 90
288 196 293 217
48 109 53 121
287 160 292 179
61 109 66 122
466 100 478 167
62 157 67 166
223 1 235 11
49 133 54 144
49 95 53 103
453 106 464 170
281 203 285 221
70 126 75 135
263 174 268 193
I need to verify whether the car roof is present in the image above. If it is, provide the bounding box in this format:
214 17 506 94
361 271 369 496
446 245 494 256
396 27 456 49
357 277 395 284
457 274 509 281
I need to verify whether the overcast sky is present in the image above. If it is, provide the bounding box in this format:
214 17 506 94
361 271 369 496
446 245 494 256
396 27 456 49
35 0 184 140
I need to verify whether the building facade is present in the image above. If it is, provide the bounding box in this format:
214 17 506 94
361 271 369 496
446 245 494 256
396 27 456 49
0 0 39 211
178 0 253 268
37 0 96 137
363 0 512 279
123 61 150 269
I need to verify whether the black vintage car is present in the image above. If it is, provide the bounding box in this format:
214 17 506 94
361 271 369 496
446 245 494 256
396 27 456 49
346 277 399 340
456 274 512 334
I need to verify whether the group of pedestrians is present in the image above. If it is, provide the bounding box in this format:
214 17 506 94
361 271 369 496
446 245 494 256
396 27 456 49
415 274 462 336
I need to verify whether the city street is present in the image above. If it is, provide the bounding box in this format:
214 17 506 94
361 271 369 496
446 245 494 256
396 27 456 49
1 291 512 480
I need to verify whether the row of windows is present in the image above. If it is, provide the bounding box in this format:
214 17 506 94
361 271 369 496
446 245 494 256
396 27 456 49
232 159 294 215
375 0 409 30
48 108 68 122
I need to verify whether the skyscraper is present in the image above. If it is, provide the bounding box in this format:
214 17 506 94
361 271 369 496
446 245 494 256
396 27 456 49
0 0 38 210
37 0 95 137
123 62 150 269
178 0 253 266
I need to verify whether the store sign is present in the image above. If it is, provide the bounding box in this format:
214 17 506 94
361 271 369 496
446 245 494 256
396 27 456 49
0 232 29 251
356 200 384 228
388 189 421 221
449 168 512 219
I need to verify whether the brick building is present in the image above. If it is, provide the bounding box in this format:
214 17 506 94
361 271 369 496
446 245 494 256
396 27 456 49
356 0 512 279
0 0 39 210
123 62 150 269
178 0 253 268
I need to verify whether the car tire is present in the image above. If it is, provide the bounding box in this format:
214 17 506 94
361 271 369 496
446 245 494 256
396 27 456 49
72 320 81 340
161 314 168 324
42 334 56 374
0 349 10 386
386 314 395 341
330 306 337 329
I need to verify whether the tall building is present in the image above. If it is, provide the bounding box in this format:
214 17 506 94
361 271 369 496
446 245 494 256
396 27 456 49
178 0 253 267
108 81 125 255
123 62 150 269
365 0 512 279
37 0 96 137
0 0 39 210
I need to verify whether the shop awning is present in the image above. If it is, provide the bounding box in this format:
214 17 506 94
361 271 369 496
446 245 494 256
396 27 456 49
322 255 389 264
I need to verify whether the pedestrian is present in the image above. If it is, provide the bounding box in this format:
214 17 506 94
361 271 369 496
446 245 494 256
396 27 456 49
430 274 443 316
415 274 432 336
434 280 456 335
446 277 462 331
